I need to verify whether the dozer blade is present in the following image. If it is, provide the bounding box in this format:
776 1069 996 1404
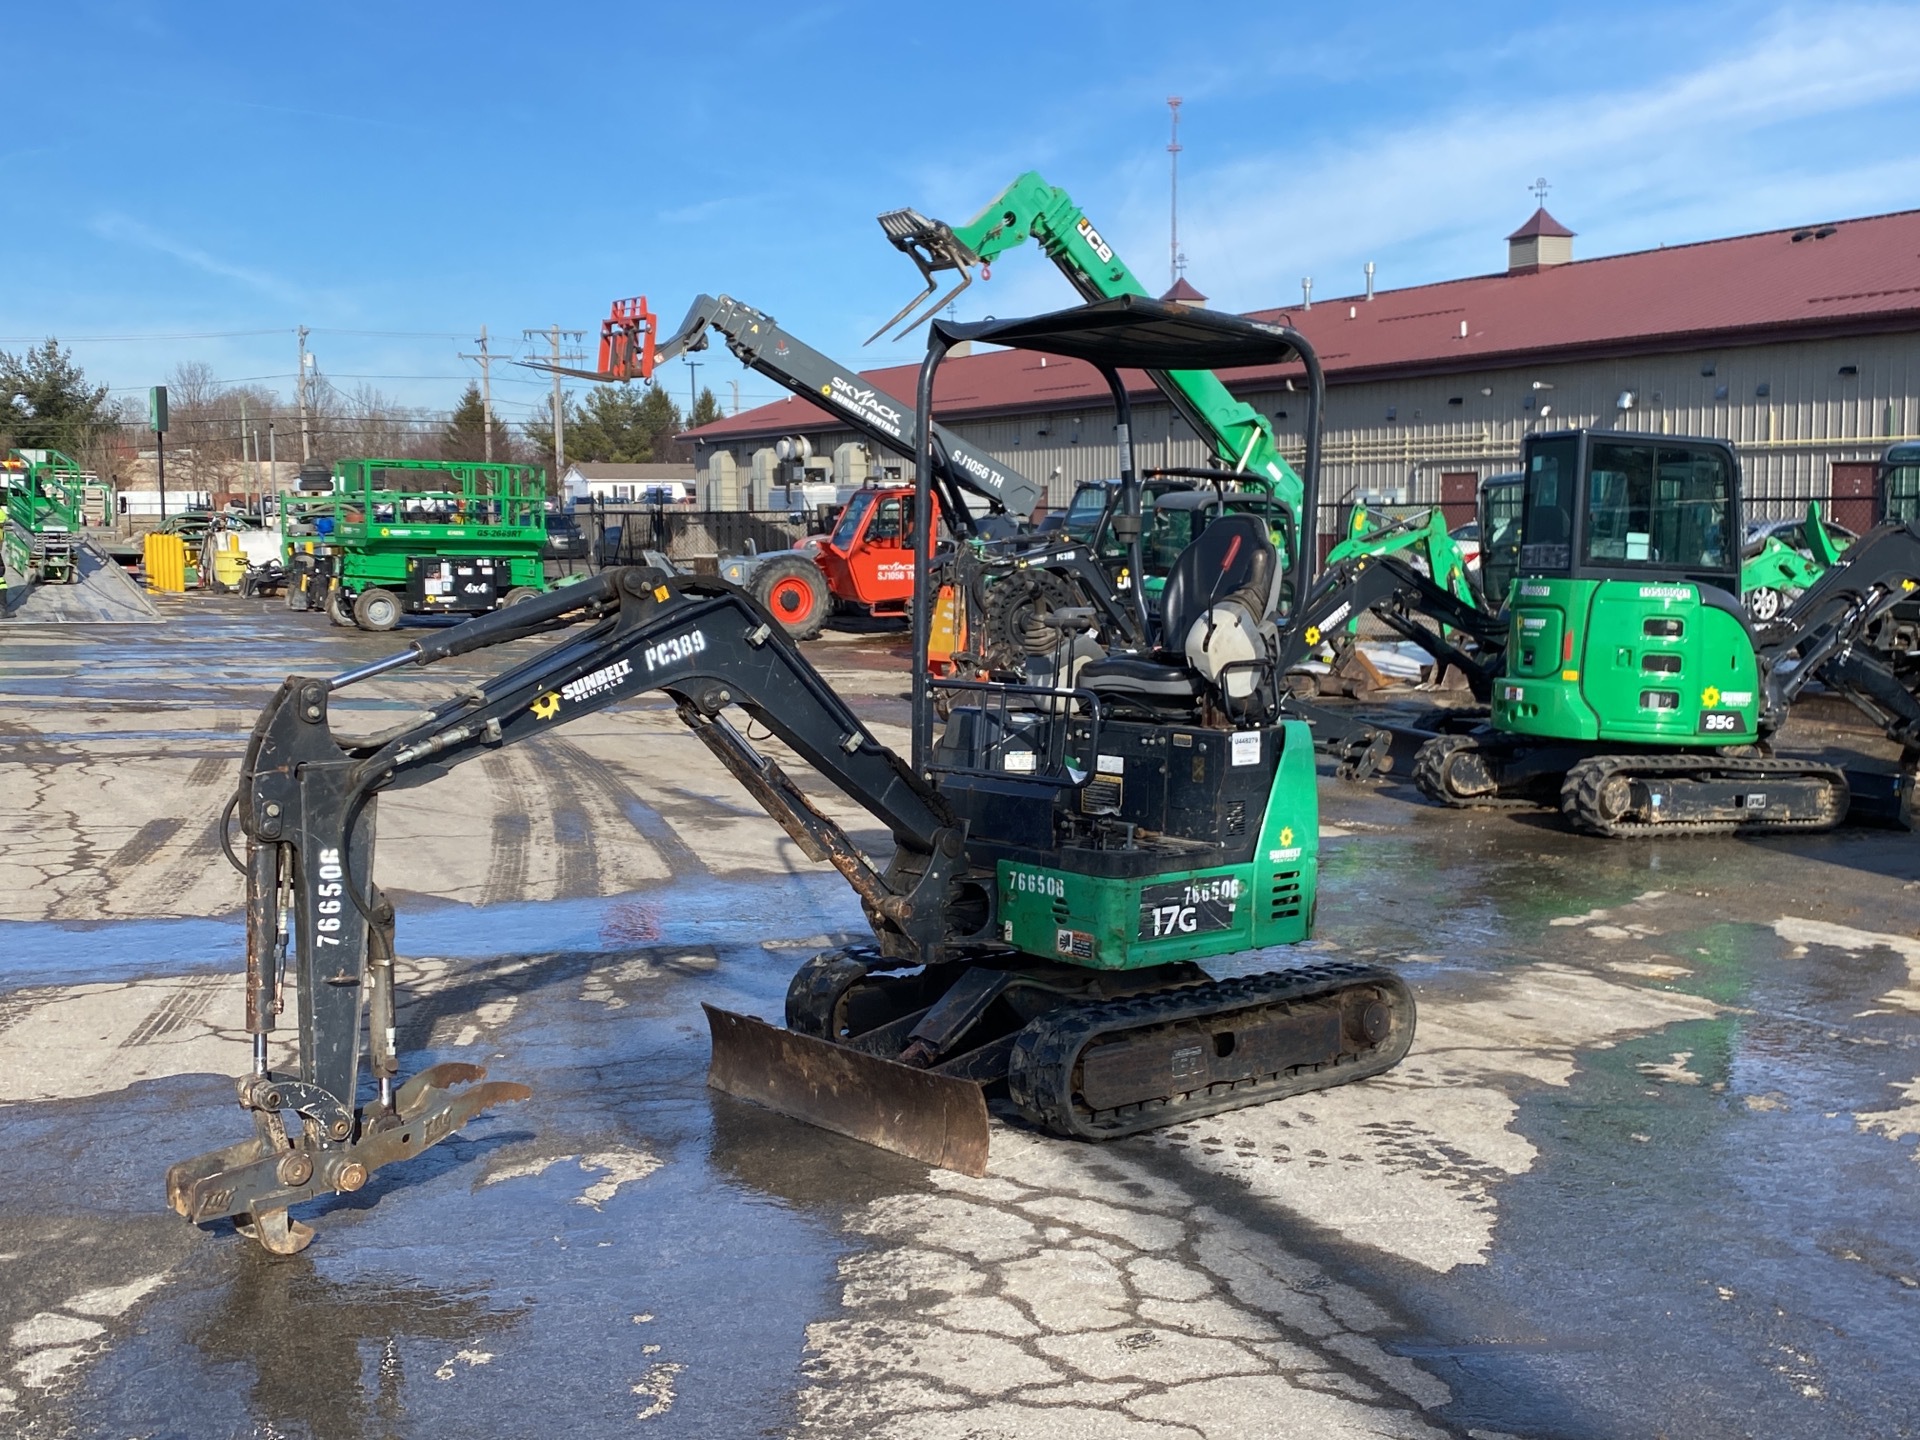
703 1004 990 1177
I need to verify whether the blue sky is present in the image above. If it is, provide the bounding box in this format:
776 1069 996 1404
6 1 1919 431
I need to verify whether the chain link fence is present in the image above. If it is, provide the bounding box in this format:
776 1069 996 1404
574 505 819 574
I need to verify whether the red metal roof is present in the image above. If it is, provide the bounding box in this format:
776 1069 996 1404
688 207 1920 442
1159 276 1209 303
1507 206 1575 240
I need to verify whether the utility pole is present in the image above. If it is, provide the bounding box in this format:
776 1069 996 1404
267 422 276 513
296 326 312 461
238 394 250 508
685 357 701 421
461 326 495 461
1167 96 1184 288
727 379 740 415
525 324 583 483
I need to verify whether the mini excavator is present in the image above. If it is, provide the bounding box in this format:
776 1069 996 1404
1412 429 1920 835
168 298 1416 1254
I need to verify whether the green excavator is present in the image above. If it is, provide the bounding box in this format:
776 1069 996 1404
1412 428 1920 835
165 298 1415 1254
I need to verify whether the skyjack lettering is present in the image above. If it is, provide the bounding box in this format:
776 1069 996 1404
828 377 905 438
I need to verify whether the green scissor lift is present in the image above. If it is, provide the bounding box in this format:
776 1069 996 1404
3 448 87 595
280 457 549 630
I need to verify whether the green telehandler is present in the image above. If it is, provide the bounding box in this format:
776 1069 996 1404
1412 428 1920 835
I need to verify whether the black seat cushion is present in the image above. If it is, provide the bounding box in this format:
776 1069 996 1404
1078 653 1203 698
1158 514 1277 647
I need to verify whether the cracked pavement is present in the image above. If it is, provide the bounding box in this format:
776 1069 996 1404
2 596 1918 1438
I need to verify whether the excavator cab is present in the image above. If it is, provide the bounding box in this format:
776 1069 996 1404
1493 430 1756 748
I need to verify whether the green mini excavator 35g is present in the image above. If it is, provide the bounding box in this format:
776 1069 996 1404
1412 429 1920 835
167 298 1415 1255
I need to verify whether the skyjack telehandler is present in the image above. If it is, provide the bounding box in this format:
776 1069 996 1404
167 297 1416 1256
1411 428 1920 835
536 294 1056 645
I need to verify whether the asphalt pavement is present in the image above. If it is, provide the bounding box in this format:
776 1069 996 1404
1 595 1916 1439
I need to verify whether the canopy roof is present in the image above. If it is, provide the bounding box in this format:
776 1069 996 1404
929 295 1311 374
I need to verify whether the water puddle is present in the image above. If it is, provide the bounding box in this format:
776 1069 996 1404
0 871 865 990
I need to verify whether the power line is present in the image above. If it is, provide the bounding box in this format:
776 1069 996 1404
0 329 290 342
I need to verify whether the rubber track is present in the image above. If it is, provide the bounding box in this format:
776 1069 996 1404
1007 961 1416 1141
785 946 885 1037
1561 753 1850 838
1411 735 1539 809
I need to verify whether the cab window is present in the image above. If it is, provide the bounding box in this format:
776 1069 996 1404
1521 437 1577 573
866 496 911 544
1584 441 1732 572
1886 456 1920 525
830 491 874 550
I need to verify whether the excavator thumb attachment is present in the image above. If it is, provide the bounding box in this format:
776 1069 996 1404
866 208 981 344
166 1062 531 1254
703 1005 990 1177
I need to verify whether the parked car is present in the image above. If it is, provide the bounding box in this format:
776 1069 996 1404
1745 515 1857 556
1448 519 1483 570
542 511 589 562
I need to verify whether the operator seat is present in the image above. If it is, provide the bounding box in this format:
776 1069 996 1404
1077 514 1282 717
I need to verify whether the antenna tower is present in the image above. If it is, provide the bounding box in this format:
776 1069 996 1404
1167 96 1185 287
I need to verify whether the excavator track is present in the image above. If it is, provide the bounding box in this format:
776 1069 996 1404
1561 753 1850 837
1006 962 1415 1140
1411 734 1545 809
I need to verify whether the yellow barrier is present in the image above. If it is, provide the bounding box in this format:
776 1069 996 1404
143 533 187 593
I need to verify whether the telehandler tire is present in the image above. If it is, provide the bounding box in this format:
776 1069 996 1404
753 555 829 641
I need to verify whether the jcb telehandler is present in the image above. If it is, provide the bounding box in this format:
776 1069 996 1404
1412 429 1920 835
168 297 1415 1255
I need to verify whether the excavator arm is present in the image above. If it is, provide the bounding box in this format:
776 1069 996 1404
167 568 980 1252
1758 518 1920 750
871 173 1308 553
1323 505 1478 610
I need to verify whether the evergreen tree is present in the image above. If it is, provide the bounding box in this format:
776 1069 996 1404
566 384 655 463
689 386 721 429
440 382 513 462
635 385 683 458
0 339 110 456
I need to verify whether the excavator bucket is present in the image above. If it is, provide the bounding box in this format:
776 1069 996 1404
866 208 982 344
703 1005 991 1176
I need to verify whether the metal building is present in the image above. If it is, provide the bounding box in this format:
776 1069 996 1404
684 205 1920 535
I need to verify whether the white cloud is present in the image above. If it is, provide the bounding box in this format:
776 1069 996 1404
1128 5 1920 309
88 213 308 306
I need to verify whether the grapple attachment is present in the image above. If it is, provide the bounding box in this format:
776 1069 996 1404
166 1062 530 1255
866 208 983 344
704 1005 990 1176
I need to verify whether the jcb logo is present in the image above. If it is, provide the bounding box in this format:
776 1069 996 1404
1075 217 1114 264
